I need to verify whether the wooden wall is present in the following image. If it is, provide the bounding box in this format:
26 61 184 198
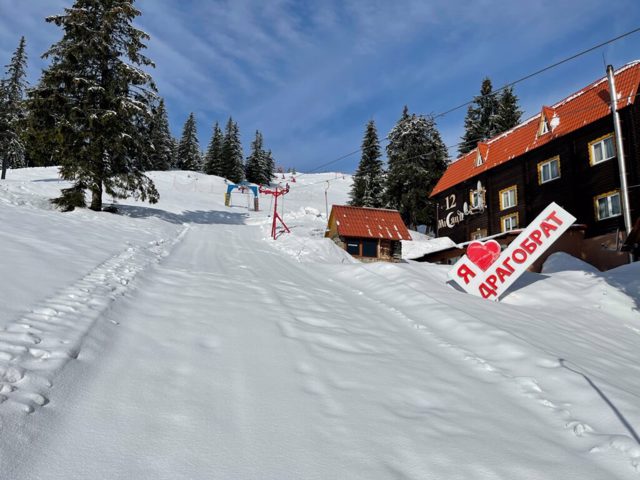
434 102 640 247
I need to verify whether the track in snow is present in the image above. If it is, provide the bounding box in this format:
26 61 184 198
7 222 636 480
0 227 188 414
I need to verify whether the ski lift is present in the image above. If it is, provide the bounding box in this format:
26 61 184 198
225 181 259 211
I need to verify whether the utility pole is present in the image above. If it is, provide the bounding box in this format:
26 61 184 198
324 181 330 219
606 64 633 262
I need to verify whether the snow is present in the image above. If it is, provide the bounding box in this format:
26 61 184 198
0 167 639 479
402 230 457 260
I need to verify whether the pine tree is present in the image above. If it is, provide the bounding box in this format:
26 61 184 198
385 106 448 230
148 99 173 170
349 119 384 208
177 113 201 171
0 36 28 179
221 117 244 183
496 86 522 133
263 149 275 185
203 121 224 176
169 137 179 169
459 78 499 156
26 1 159 211
244 130 272 185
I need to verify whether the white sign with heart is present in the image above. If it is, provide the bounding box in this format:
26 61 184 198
448 202 576 301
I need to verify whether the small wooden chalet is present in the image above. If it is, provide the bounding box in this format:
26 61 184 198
325 205 411 262
430 61 640 270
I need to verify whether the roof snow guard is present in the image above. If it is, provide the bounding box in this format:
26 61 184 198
329 205 412 241
430 60 640 197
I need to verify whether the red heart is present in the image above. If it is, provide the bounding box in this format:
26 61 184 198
466 240 501 271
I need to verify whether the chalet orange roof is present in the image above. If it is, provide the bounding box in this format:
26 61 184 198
430 61 640 197
328 205 412 241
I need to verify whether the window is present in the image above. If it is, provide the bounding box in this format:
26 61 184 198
361 239 378 257
469 188 485 209
345 238 379 257
346 241 360 255
470 229 487 241
499 186 517 210
589 134 615 165
594 191 621 220
540 120 549 135
501 213 519 232
538 156 561 184
475 152 484 167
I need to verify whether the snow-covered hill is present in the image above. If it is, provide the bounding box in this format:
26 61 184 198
0 167 639 479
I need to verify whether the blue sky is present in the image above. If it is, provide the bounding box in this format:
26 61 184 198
1 0 639 173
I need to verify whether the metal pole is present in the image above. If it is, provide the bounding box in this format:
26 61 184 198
272 193 278 239
325 181 330 219
606 65 633 262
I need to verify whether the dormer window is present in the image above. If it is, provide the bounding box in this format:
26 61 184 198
538 106 557 136
540 119 550 135
475 142 488 167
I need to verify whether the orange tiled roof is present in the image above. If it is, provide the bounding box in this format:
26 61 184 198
329 205 412 241
430 61 640 197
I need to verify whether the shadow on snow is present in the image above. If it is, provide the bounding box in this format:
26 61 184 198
115 204 248 225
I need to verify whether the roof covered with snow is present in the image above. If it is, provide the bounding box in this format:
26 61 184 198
329 205 411 241
430 60 640 197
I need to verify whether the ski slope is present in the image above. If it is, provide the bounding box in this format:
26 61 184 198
0 168 639 479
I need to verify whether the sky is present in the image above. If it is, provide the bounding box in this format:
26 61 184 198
1 0 639 173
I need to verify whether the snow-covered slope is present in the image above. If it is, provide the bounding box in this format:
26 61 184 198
0 168 638 479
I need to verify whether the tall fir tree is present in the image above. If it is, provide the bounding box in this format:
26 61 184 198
495 86 522 133
26 1 159 211
203 121 224 176
458 78 499 156
177 113 201 171
221 117 244 183
349 119 384 208
244 130 272 185
148 99 173 170
385 106 448 230
0 36 28 179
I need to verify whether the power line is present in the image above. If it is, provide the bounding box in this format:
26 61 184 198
292 90 640 186
435 27 640 119
295 27 640 176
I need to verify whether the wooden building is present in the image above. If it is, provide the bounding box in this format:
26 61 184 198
430 61 640 270
325 205 411 262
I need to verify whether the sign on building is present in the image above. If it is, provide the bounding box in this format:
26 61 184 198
448 202 576 301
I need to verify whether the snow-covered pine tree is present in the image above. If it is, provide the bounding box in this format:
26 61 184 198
263 149 275 185
148 99 173 170
26 1 159 211
169 137 179 169
458 78 499 156
203 121 224 176
245 130 271 185
221 117 244 183
0 36 28 179
349 119 384 208
496 86 522 133
385 106 448 230
177 113 201 171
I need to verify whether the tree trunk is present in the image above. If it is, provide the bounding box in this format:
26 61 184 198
1 155 7 180
90 181 102 211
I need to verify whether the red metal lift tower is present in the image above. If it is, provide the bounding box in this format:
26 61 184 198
259 183 290 240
